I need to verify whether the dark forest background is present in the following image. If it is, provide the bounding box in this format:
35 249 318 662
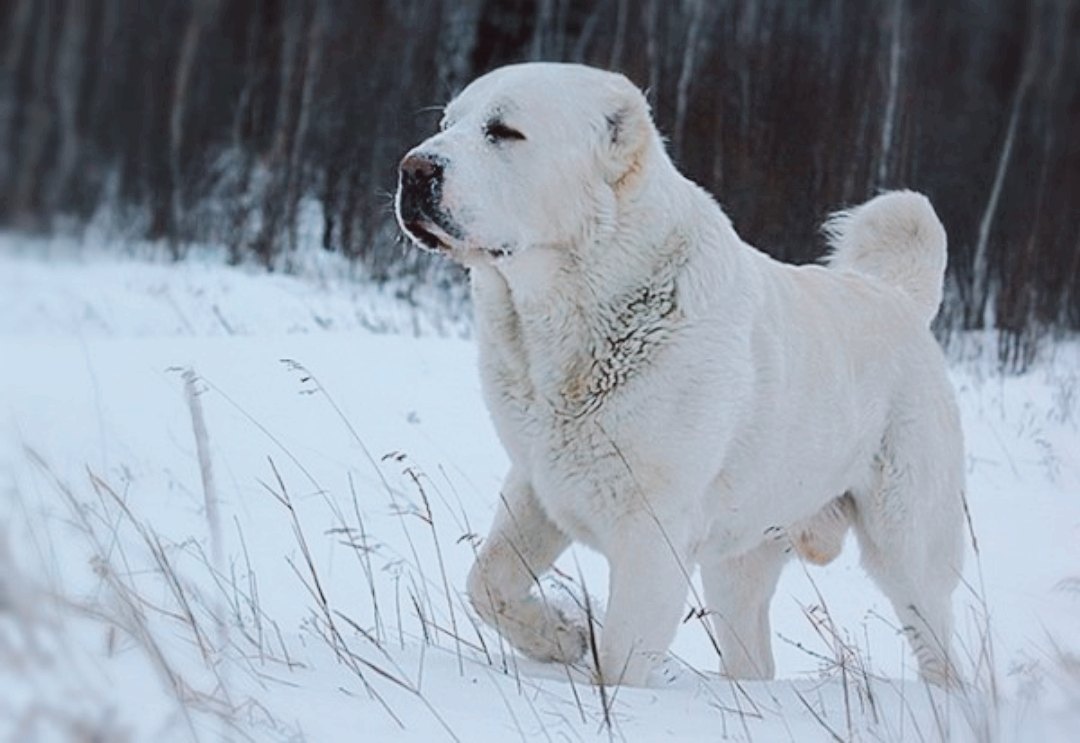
1 0 1078 357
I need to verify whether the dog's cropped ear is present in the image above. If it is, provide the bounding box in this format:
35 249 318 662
600 75 653 189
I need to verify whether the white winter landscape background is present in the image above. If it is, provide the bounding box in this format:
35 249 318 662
1 231 1078 742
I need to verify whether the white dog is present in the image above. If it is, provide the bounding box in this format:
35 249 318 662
395 63 964 687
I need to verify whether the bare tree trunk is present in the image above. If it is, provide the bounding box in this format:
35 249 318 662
736 0 759 140
13 0 57 224
531 0 555 60
254 0 307 265
1063 234 1080 327
673 0 705 161
2 0 36 71
876 0 904 187
572 3 604 62
271 4 302 163
285 0 327 257
0 0 36 201
47 0 88 217
644 0 661 100
972 21 1038 328
86 0 121 188
608 0 628 69
169 0 217 254
438 0 482 100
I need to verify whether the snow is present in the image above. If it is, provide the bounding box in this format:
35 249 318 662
1 233 1078 742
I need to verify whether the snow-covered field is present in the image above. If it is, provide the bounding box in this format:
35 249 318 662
2 233 1078 742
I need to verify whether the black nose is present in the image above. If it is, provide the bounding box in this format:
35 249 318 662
400 153 442 185
399 152 444 194
398 152 444 221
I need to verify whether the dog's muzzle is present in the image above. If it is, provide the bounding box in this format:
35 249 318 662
397 152 457 251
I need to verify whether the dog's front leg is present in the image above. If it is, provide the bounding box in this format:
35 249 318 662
466 469 587 665
598 516 692 686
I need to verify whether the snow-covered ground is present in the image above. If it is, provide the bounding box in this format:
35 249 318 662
1 233 1078 742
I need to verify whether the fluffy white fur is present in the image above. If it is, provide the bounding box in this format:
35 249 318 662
395 63 964 687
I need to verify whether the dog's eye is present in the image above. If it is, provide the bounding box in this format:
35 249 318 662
484 121 526 144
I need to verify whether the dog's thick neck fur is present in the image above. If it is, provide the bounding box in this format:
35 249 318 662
469 137 736 419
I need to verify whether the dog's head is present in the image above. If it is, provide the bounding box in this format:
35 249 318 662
395 63 654 261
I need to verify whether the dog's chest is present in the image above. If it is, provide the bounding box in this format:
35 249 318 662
480 276 682 544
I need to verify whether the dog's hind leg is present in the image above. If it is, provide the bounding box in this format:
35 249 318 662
467 468 587 665
700 539 789 679
850 405 965 686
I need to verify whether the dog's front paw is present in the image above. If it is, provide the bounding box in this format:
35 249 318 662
515 602 588 664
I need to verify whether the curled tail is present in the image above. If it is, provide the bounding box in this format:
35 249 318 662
824 190 947 325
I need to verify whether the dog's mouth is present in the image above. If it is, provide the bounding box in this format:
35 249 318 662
402 218 511 260
401 215 464 255
403 219 452 252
